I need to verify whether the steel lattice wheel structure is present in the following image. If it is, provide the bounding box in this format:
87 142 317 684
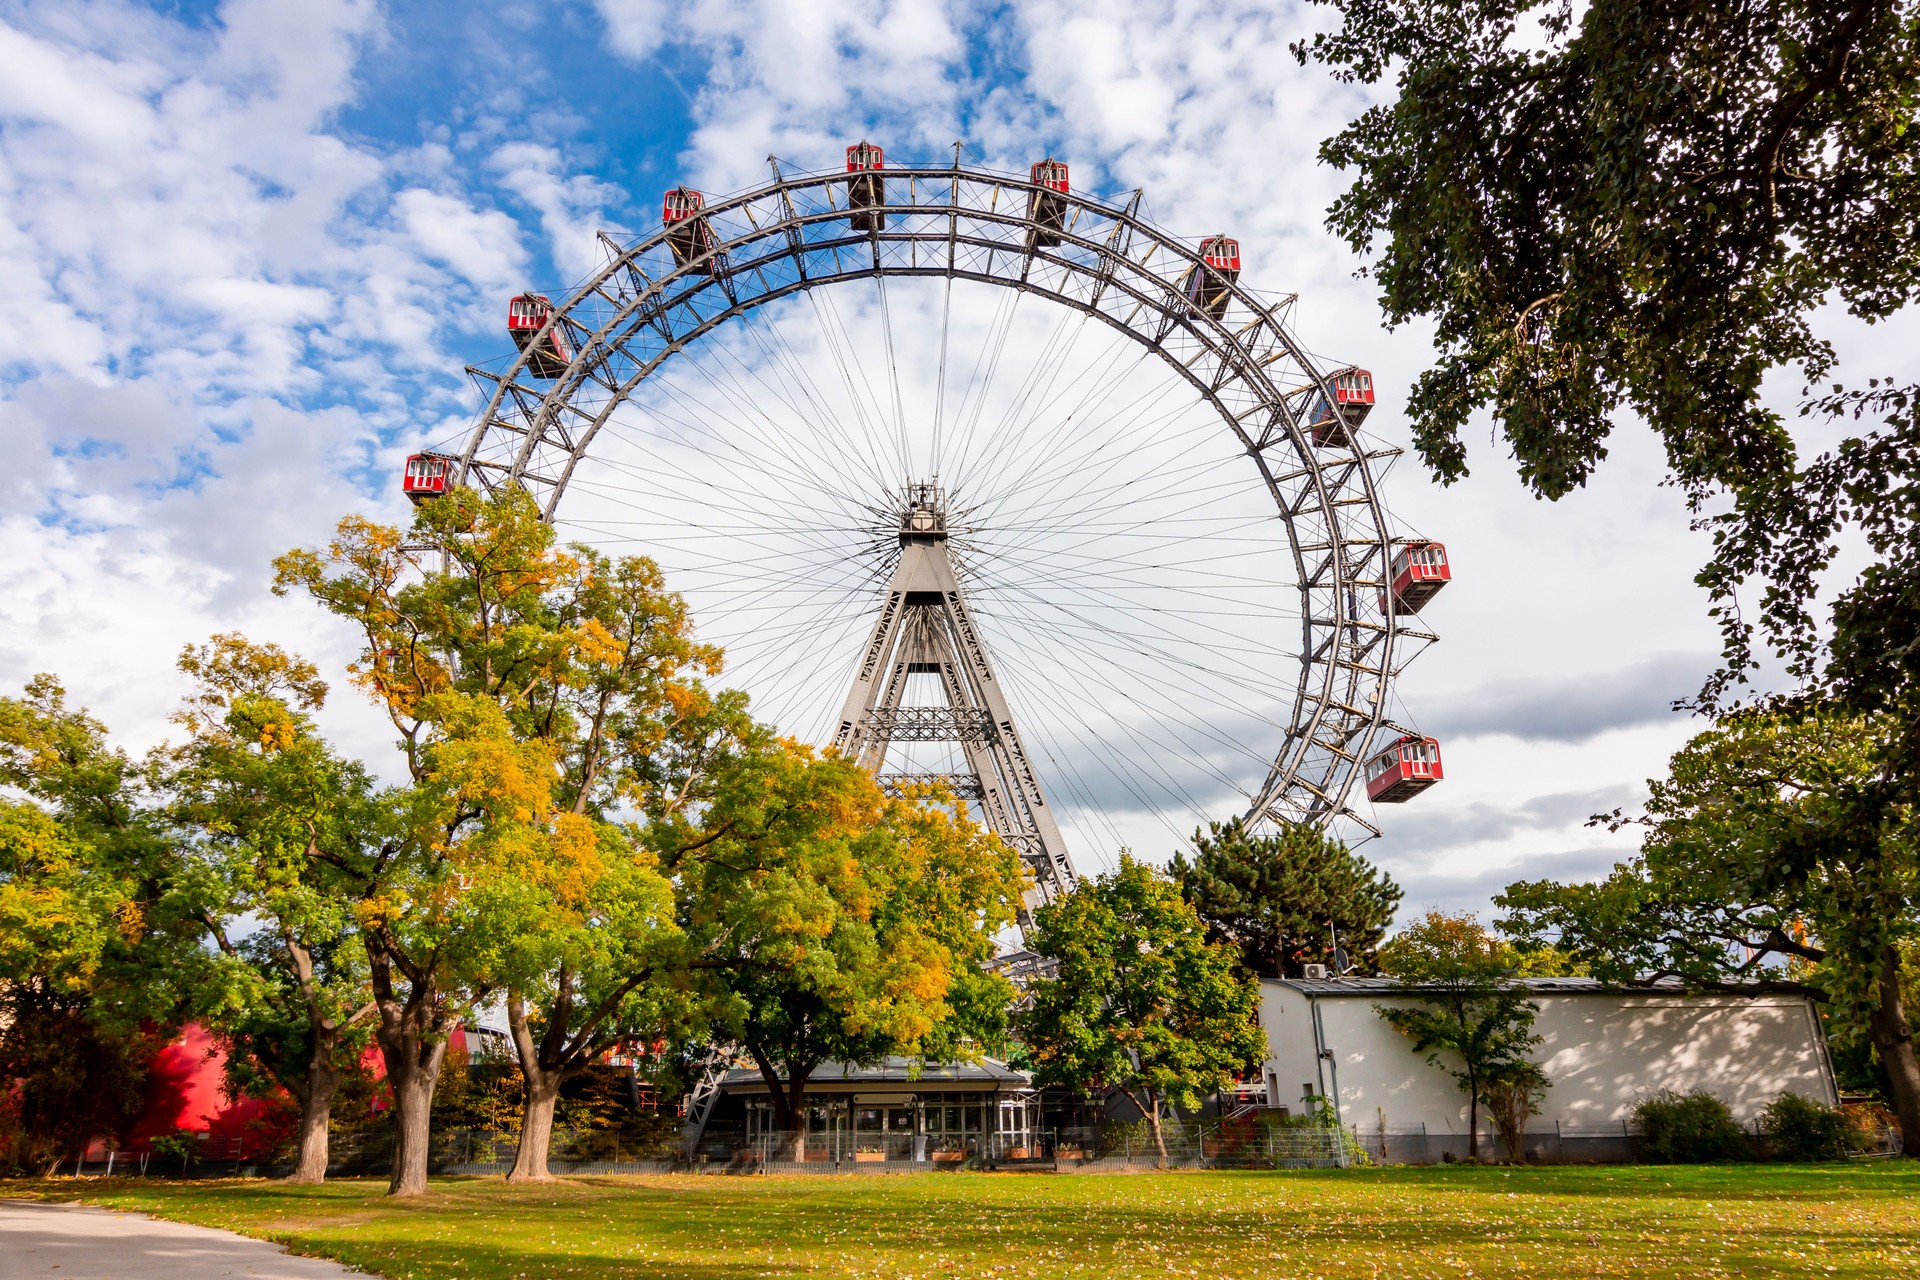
451 155 1438 907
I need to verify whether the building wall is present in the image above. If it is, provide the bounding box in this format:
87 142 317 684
1257 981 1837 1135
1258 982 1329 1116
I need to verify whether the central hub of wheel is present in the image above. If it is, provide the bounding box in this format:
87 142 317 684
897 481 948 544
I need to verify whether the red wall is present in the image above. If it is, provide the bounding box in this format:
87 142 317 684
87 1022 472 1162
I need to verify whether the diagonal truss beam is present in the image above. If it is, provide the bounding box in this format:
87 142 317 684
830 486 1076 927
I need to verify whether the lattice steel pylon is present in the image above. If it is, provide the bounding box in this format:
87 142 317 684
831 483 1077 925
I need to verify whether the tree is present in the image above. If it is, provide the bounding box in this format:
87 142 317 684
1017 856 1266 1165
1293 1 1920 937
1171 818 1402 977
1375 911 1544 1162
664 745 1025 1159
0 677 196 1174
1498 705 1920 1147
1479 1060 1550 1166
163 635 380 1184
274 487 726 1191
1295 0 1919 508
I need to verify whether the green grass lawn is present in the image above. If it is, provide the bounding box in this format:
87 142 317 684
11 1164 1920 1280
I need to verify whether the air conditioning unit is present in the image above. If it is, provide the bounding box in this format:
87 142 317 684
1301 963 1329 980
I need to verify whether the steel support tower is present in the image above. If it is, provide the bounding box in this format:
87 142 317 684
830 484 1078 924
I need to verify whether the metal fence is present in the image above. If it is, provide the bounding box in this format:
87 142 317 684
51 1116 1904 1179
1352 1122 1641 1166
707 1122 1354 1171
1350 1119 1905 1165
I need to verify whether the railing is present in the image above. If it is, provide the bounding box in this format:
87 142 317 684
46 1114 1907 1178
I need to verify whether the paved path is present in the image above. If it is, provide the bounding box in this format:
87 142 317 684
0 1199 375 1279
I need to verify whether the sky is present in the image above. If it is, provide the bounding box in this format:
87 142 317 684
3 0 1912 924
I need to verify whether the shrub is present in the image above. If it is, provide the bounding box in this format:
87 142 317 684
1632 1090 1749 1163
149 1130 199 1176
1096 1118 1155 1157
1760 1091 1852 1161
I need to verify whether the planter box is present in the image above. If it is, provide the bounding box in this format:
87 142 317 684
853 1151 888 1163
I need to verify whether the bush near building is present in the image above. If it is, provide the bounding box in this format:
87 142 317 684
1632 1091 1750 1163
1760 1092 1854 1162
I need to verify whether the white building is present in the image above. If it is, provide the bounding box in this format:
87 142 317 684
1259 976 1838 1158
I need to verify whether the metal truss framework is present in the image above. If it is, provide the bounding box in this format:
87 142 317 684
831 484 1077 921
455 159 1437 836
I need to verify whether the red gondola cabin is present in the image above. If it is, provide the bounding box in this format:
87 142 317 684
1387 541 1450 614
847 142 885 232
663 187 720 274
1187 236 1239 320
507 293 573 379
1307 367 1376 447
1365 735 1443 804
1027 159 1069 250
401 452 456 505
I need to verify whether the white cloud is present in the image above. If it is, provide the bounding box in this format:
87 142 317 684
488 142 624 281
394 187 529 291
0 0 487 758
595 0 972 189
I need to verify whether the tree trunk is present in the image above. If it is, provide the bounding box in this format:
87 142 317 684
1143 1092 1168 1167
1870 943 1920 1155
387 1043 451 1205
284 1024 339 1184
506 992 562 1182
367 942 453 1198
1466 1078 1480 1162
779 1067 813 1161
510 1074 562 1181
748 1044 812 1161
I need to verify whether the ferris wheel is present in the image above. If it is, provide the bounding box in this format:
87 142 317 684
414 145 1451 919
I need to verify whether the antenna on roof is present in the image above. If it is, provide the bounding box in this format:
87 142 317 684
1327 921 1355 977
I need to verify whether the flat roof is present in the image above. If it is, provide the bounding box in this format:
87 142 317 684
1262 975 1798 998
719 1055 1031 1093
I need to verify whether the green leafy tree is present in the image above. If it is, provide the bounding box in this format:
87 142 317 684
663 745 1026 1159
1171 818 1403 978
1017 856 1266 1165
273 493 544 1194
1294 5 1920 1048
162 635 381 1184
275 487 733 1191
395 503 724 1184
1498 706 1920 1147
0 678 195 1173
1293 0 1919 510
1375 911 1544 1162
